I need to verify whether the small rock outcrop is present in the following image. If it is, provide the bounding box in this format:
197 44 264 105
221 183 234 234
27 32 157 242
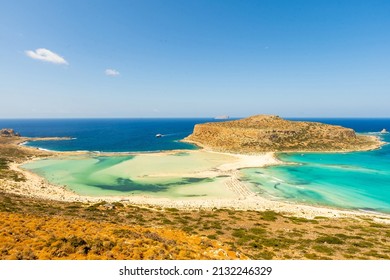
0 128 21 137
184 115 381 153
381 129 388 134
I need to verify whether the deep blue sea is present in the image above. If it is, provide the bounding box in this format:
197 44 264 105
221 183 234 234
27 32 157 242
1 118 389 213
0 118 225 152
0 118 388 152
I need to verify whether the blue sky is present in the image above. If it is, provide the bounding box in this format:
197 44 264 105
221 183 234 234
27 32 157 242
1 0 390 118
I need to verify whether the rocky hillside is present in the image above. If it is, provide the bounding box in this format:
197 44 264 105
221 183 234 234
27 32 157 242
2 192 390 260
184 115 382 153
0 211 244 260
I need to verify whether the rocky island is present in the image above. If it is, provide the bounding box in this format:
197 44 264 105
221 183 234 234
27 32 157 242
184 115 382 153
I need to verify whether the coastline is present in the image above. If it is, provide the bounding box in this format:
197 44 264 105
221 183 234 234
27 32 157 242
2 136 390 222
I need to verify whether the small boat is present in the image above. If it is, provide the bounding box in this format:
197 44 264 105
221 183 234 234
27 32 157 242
155 134 163 138
380 129 388 134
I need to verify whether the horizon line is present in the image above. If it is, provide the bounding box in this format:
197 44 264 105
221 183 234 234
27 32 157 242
1 116 390 120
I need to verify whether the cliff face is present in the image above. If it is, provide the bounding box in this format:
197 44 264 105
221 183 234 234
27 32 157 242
184 115 381 153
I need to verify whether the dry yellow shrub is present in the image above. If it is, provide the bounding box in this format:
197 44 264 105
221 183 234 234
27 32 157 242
0 212 245 260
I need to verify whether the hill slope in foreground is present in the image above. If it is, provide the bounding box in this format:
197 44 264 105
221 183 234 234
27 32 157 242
184 115 382 153
1 192 390 260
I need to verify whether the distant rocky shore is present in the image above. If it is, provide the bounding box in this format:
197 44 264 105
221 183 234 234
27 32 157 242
0 128 21 137
184 115 384 153
0 128 74 143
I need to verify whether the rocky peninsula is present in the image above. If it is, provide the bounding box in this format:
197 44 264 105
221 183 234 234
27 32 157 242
184 115 383 153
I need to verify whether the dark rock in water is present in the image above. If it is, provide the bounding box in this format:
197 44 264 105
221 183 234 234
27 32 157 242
0 128 21 137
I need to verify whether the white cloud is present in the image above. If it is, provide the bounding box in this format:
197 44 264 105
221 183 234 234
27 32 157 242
25 48 68 65
105 69 120 76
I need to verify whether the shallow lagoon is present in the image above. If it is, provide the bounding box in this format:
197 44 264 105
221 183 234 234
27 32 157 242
23 137 390 213
12 118 390 214
240 134 390 213
22 151 238 199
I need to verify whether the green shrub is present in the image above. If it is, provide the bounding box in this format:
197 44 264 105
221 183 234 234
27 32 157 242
315 236 344 245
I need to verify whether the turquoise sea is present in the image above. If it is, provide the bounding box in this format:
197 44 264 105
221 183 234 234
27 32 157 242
1 118 389 213
241 134 390 213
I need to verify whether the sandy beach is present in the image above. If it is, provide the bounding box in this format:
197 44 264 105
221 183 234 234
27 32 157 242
1 141 389 223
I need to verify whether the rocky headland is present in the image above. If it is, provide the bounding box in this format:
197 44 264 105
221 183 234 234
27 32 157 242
0 128 20 137
184 115 383 153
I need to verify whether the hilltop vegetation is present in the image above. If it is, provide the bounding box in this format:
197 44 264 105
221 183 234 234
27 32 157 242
0 209 242 260
185 115 382 153
1 192 390 260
